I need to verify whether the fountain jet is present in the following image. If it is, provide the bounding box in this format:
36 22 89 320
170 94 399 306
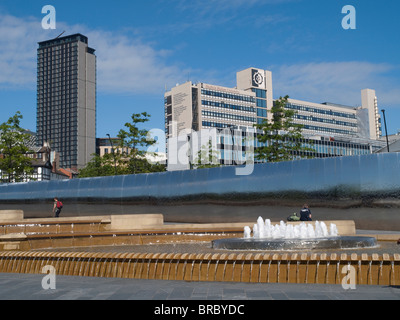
212 217 377 251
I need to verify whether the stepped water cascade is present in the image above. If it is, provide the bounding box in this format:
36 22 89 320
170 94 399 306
0 215 398 286
213 217 377 251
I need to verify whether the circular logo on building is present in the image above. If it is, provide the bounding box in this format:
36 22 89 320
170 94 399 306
253 72 264 86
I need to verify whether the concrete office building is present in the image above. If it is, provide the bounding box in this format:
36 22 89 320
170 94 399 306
361 89 381 140
165 67 381 141
165 67 385 171
36 33 96 170
165 68 272 140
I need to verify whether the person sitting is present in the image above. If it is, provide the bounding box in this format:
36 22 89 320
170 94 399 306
287 212 300 221
300 204 312 221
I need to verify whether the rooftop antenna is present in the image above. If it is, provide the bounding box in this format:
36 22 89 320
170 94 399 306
55 31 66 39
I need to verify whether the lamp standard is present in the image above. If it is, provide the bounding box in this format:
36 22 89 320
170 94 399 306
106 134 117 175
381 109 390 152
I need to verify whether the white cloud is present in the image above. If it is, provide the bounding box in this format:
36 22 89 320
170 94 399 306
0 15 41 88
86 30 186 95
272 61 400 107
0 14 188 95
0 13 398 110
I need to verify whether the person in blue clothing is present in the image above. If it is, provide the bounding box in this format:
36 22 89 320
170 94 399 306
300 204 312 221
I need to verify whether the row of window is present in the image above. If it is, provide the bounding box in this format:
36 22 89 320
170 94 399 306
38 94 78 100
37 70 79 77
202 110 256 123
202 121 239 129
37 103 78 110
38 130 78 137
38 116 78 122
37 118 79 125
201 89 255 103
38 54 78 61
38 93 78 99
37 113 78 118
252 88 267 99
38 59 78 66
215 139 371 160
38 57 78 65
39 94 78 105
38 75 78 81
37 68 78 75
38 78 78 85
294 114 358 128
103 148 130 155
256 99 267 108
38 69 78 75
222 136 371 155
38 85 78 95
286 103 356 119
202 100 256 113
257 108 267 118
38 125 79 133
38 80 78 86
309 143 369 156
38 88 78 93
39 40 80 49
38 47 78 53
303 124 356 136
38 54 77 61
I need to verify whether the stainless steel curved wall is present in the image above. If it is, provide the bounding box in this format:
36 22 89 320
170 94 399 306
0 153 399 229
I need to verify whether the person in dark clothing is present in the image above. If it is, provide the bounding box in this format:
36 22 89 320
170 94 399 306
300 204 312 221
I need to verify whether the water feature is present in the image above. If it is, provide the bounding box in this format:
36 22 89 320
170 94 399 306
213 217 377 251
244 218 338 240
0 215 398 286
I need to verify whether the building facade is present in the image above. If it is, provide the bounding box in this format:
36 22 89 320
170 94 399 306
36 33 96 170
0 142 69 182
165 67 384 171
96 137 167 165
164 68 273 140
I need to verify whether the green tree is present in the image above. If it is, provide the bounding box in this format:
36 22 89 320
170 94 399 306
117 112 165 175
77 153 117 178
0 112 34 183
193 139 221 169
78 112 166 178
254 95 313 163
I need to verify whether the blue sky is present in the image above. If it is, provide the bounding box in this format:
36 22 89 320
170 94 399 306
0 0 399 140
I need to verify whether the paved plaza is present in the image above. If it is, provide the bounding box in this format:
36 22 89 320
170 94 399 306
0 273 398 301
0 230 398 303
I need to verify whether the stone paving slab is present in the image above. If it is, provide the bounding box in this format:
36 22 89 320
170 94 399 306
0 273 398 301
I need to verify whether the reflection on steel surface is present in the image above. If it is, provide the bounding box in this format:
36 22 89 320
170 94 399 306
1 153 400 227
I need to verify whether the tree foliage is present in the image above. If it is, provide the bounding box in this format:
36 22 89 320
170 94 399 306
77 153 116 178
0 112 34 183
79 112 166 178
193 139 221 169
254 95 313 163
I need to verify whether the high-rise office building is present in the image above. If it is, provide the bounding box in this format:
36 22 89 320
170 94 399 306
165 67 385 170
36 33 96 170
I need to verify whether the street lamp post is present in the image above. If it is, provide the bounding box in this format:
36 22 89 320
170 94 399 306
106 134 117 175
381 109 390 152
